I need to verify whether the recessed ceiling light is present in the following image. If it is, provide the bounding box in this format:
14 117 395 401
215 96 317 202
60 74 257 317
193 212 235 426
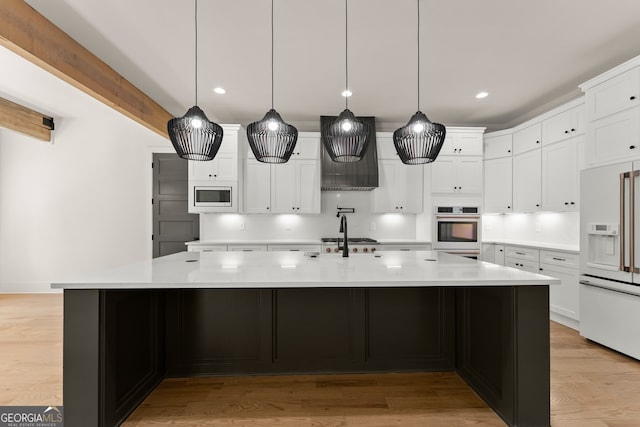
213 87 226 94
476 91 489 99
341 90 352 97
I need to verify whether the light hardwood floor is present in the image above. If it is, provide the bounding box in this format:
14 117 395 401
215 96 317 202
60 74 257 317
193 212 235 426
2 294 640 426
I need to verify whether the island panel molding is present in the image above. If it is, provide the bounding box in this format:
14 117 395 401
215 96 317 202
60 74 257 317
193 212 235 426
54 251 557 427
0 0 172 138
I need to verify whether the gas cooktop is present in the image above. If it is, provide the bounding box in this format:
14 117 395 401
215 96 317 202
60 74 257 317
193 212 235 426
321 237 378 244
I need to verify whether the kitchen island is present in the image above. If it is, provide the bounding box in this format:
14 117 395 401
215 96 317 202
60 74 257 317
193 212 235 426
52 251 558 427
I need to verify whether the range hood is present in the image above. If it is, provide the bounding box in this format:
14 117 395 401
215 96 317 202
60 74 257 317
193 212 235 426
320 115 379 191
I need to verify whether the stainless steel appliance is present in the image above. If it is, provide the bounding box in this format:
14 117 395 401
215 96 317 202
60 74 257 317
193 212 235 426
580 161 640 359
433 206 481 257
188 184 236 213
321 238 379 254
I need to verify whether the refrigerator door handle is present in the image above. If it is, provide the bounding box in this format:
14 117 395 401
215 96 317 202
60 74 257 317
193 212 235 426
633 170 640 273
621 172 628 271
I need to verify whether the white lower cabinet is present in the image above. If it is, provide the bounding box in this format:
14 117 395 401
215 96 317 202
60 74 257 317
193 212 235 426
188 244 227 252
505 257 540 274
267 244 321 252
372 160 423 213
227 245 267 252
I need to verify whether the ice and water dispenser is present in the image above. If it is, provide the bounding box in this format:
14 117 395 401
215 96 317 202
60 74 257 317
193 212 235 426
586 223 620 269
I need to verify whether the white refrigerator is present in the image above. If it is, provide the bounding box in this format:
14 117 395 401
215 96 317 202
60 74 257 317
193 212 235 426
580 161 640 359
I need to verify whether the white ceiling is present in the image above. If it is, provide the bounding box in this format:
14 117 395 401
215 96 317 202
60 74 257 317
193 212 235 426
23 0 640 132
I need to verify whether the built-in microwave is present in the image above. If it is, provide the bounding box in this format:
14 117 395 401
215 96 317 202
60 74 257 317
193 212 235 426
188 183 237 213
433 206 481 251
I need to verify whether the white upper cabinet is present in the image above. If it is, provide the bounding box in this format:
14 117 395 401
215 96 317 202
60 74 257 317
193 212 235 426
439 128 484 156
290 133 320 160
372 159 423 213
512 122 542 155
484 133 513 160
542 104 585 145
584 66 640 121
512 149 541 212
376 133 399 159
484 157 512 213
542 137 581 212
431 156 483 194
244 159 272 213
189 126 242 182
586 107 640 166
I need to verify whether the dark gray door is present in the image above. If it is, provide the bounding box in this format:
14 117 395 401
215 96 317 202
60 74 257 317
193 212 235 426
152 153 199 258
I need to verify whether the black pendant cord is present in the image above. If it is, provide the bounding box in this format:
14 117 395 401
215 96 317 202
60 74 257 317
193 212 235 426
194 0 199 106
345 0 349 111
416 0 420 112
271 0 274 109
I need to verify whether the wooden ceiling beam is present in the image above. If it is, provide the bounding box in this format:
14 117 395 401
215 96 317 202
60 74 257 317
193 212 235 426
0 0 171 139
0 97 53 141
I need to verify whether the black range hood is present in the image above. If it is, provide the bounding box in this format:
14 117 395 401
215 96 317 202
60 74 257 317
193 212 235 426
320 115 379 191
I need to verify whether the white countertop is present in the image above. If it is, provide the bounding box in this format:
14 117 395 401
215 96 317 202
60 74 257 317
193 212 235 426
51 251 559 290
186 239 432 246
483 239 579 253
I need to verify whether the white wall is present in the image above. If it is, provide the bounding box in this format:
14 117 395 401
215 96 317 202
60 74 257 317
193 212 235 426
0 46 170 292
482 212 580 247
200 191 420 241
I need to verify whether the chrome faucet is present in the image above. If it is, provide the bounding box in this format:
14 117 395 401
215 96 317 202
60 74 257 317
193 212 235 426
339 214 349 257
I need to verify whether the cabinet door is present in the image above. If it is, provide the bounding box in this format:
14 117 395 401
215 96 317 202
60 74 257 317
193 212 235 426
540 263 579 321
296 160 321 213
484 157 512 213
456 157 483 194
484 133 512 160
244 160 272 213
494 245 505 265
439 132 483 156
293 133 320 159
513 122 542 155
542 139 579 211
543 108 573 145
271 163 297 213
586 107 640 167
430 157 457 193
376 133 398 159
396 164 424 213
513 149 541 212
586 67 640 121
372 160 397 212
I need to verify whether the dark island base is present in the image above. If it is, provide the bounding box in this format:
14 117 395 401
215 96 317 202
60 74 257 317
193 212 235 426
63 286 550 427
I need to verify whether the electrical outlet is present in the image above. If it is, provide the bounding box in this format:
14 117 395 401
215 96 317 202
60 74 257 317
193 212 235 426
239 222 245 230
370 222 376 231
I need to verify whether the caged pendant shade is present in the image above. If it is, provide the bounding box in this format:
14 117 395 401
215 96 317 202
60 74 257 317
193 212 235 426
246 0 298 163
322 0 370 163
393 0 446 165
167 0 223 161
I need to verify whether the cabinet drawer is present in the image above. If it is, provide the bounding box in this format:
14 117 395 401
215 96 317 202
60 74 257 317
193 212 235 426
192 245 228 252
227 245 267 252
539 250 579 268
267 245 321 252
505 257 540 273
505 246 539 262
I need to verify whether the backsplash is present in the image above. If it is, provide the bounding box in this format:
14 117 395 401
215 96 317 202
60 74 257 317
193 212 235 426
199 191 420 241
482 212 580 247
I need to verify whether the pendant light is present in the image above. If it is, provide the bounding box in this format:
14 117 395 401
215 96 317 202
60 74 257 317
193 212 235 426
322 0 371 163
167 0 223 161
246 0 298 163
392 0 446 165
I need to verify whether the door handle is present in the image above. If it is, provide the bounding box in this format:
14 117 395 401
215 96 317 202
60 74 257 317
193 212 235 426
633 170 640 273
621 172 627 272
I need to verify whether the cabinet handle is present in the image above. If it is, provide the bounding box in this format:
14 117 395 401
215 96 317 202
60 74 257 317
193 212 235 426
536 204 540 207
564 202 569 205
266 207 270 210
631 145 637 150
297 207 300 210
499 249 503 252
552 257 566 261
507 206 511 209
459 148 462 153
564 130 569 134
571 128 575 132
631 96 637 100
539 267 544 271
507 149 511 153
516 251 526 255
570 202 575 205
